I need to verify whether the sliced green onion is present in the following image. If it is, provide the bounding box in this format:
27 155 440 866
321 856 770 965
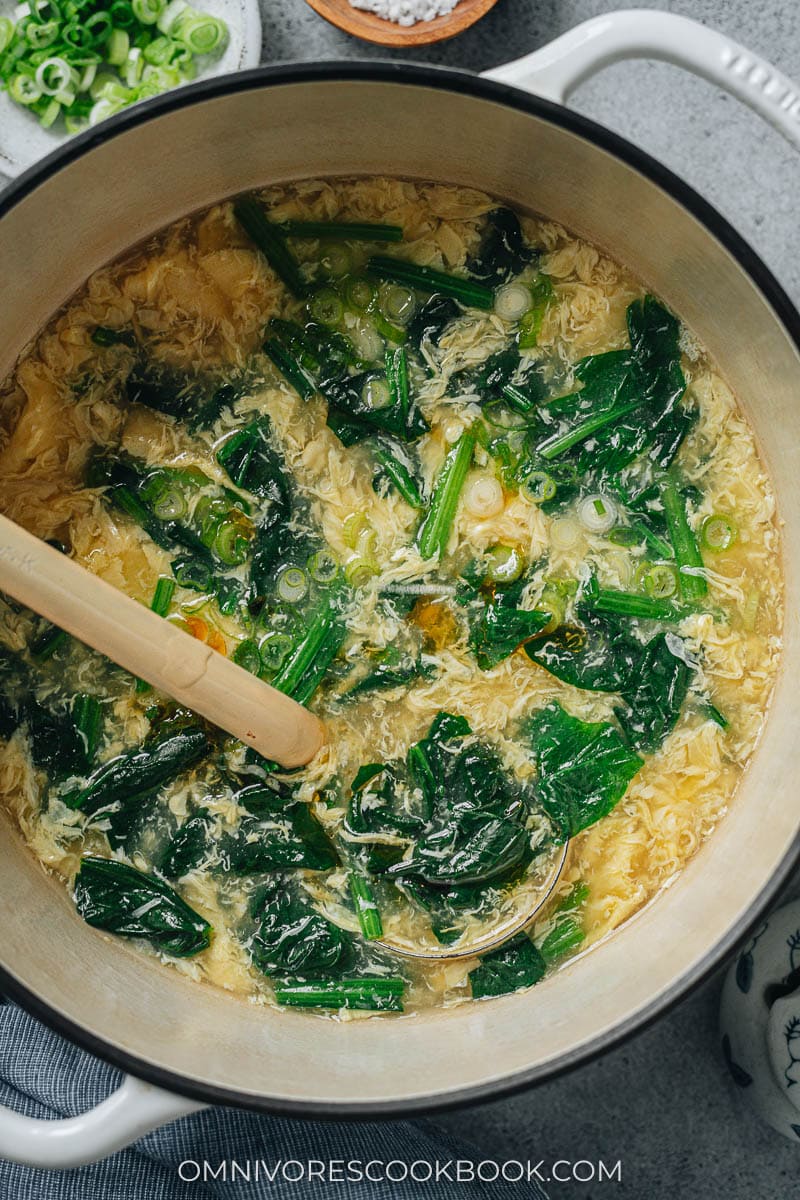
171 554 211 592
361 374 391 411
494 282 531 322
149 481 187 521
105 27 129 65
372 311 405 346
345 276 376 313
174 10 226 54
342 512 370 549
463 473 504 518
520 469 556 503
38 97 61 126
9 73 42 104
155 0 186 33
35 55 74 94
344 557 378 588
309 287 344 327
349 873 383 940
131 0 165 22
484 543 524 584
0 17 14 53
276 566 309 604
212 520 250 567
700 513 738 552
378 282 416 326
84 11 113 44
110 0 136 27
258 631 293 671
351 317 384 362
25 19 58 47
636 562 679 600
307 549 339 583
318 241 354 279
577 493 617 535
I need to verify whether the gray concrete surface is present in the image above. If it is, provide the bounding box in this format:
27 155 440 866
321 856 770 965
1 1 799 1195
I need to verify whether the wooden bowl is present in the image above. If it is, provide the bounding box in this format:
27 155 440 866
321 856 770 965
303 0 498 47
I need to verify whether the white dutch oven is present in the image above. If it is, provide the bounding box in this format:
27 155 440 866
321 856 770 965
0 8 799 1169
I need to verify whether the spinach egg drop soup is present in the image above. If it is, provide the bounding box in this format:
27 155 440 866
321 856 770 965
0 179 782 1017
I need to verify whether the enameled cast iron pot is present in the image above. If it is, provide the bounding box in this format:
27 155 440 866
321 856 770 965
0 8 799 1169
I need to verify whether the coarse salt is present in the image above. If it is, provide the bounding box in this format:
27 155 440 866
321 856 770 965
348 0 462 26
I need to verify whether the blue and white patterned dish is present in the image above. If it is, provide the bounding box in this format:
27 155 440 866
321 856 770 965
720 898 800 1142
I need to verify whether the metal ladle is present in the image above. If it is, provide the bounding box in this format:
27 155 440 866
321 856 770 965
373 840 570 961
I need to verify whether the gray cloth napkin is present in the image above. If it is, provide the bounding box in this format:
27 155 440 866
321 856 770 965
0 999 547 1199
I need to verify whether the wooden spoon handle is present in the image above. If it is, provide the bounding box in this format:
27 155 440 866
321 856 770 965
0 515 324 768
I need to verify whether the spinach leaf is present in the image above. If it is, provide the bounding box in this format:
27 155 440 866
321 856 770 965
467 208 533 286
390 811 529 887
527 702 642 840
216 417 288 501
616 632 693 752
469 934 546 999
74 856 211 957
125 364 202 421
63 725 211 816
249 880 353 976
469 603 551 670
537 297 688 478
351 713 533 891
219 796 337 873
524 608 642 693
340 645 433 699
407 294 461 352
539 881 589 964
159 807 213 879
346 763 427 838
25 698 90 778
324 371 429 447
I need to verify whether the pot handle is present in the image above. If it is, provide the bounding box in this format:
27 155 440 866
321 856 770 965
483 8 800 151
0 1073 204 1168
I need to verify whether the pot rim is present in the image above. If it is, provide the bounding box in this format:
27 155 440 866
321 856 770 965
1 59 799 1119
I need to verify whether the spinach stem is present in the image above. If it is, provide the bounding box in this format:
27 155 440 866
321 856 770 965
416 429 475 560
367 255 494 310
233 196 310 297
661 480 707 600
274 978 404 1011
349 872 384 940
537 398 644 460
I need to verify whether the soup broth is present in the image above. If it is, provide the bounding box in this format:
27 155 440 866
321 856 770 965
0 178 782 1016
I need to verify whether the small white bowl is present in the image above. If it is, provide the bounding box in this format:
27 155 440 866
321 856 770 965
0 0 261 178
